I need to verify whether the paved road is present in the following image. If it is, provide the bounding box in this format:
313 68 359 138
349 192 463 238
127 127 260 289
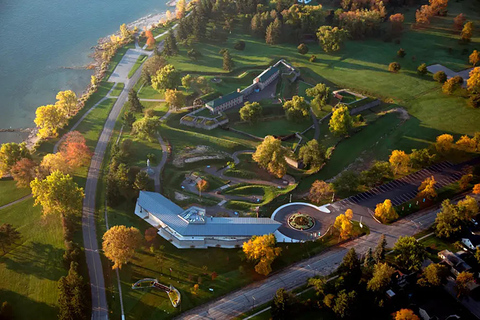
177 194 466 320
83 54 149 320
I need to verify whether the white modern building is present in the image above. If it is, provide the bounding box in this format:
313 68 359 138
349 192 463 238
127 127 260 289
135 191 281 249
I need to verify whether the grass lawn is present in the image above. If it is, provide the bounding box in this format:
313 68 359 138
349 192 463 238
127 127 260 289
225 184 297 212
75 98 117 149
110 82 125 97
0 178 30 207
205 71 259 95
0 198 65 320
233 117 312 138
418 233 456 262
138 84 164 100
297 81 314 101
128 55 148 79
142 101 169 118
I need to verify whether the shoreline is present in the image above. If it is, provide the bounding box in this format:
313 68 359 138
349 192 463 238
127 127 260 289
3 2 179 149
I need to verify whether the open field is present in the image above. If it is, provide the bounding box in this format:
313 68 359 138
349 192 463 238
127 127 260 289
0 178 30 207
110 82 125 97
0 198 65 320
138 84 164 100
232 117 312 138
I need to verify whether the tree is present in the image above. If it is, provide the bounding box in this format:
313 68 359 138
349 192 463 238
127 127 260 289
332 290 357 318
374 199 398 223
308 180 334 204
145 30 155 49
457 196 479 220
338 248 361 285
271 288 298 320
234 40 246 51
456 135 477 152
181 74 194 89
473 183 480 194
316 26 348 52
389 62 401 73
151 64 180 91
123 110 136 128
364 248 375 269
459 173 473 190
239 102 263 123
283 96 309 122
165 89 186 110
470 50 480 67
374 234 387 262
128 89 144 113
417 63 428 75
106 163 132 203
394 309 420 320
367 262 395 292
34 104 67 138
334 212 353 240
389 150 410 175
30 171 84 221
435 134 454 153
390 13 405 36
435 200 462 238
453 13 466 31
442 77 459 94
361 161 392 187
0 142 31 176
470 94 480 108
332 171 360 194
103 225 142 269
119 23 130 39
163 30 179 56
243 234 281 276
393 236 426 271
58 262 87 320
306 83 330 111
329 105 352 136
133 171 150 191
252 136 287 178
176 0 186 19
418 176 437 199
467 67 480 93
397 48 406 58
433 70 447 83
10 158 37 188
0 223 21 254
40 153 70 175
132 116 160 142
455 271 475 297
197 179 209 192
55 90 78 117
222 49 234 72
265 18 282 45
410 149 435 169
461 21 474 43
420 263 448 287
0 301 14 320
298 140 325 168
141 54 167 84
59 131 92 170
297 43 309 54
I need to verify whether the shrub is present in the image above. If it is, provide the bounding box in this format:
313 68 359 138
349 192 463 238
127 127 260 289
417 63 428 75
452 75 463 84
144 109 155 117
469 94 480 108
397 48 406 58
234 40 246 51
433 71 447 83
389 62 401 73
187 49 202 60
297 43 309 55
309 55 317 62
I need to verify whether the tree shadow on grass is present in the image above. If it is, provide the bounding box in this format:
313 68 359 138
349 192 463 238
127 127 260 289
2 241 65 281
0 289 58 320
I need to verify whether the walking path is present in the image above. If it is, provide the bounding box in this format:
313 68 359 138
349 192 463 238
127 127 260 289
179 193 480 320
153 110 171 192
0 194 32 210
83 51 149 320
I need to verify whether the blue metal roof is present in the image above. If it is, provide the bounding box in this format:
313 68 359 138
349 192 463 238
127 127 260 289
137 191 281 237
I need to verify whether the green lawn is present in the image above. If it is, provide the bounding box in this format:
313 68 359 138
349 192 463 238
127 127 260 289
138 84 164 100
128 55 148 79
110 82 125 97
233 117 312 138
297 81 314 101
0 178 30 207
0 198 65 320
142 101 169 118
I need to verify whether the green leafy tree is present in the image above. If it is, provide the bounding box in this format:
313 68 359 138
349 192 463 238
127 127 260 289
0 142 31 176
163 30 179 56
419 263 448 287
222 49 235 72
122 110 136 128
332 290 357 318
151 64 180 91
364 248 375 269
374 234 387 262
141 55 167 84
306 83 330 111
435 200 462 238
308 180 334 204
297 43 309 54
181 74 194 89
393 236 426 271
0 224 21 254
58 262 88 320
252 136 287 178
128 89 144 113
316 26 348 52
298 139 325 168
165 89 186 111
266 18 283 45
271 288 298 320
417 63 428 75
239 102 263 123
338 248 362 286
132 116 160 142
134 171 150 191
409 148 435 169
332 170 360 194
329 105 352 136
455 271 475 297
367 262 395 292
361 161 392 187
283 96 310 122
433 70 447 83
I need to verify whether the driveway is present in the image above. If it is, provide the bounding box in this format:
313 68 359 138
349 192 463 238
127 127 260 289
107 48 148 83
427 64 474 87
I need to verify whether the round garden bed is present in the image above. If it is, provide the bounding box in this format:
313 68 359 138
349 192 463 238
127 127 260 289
287 212 315 230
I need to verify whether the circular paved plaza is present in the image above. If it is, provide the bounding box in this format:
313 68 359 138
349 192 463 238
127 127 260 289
272 203 336 241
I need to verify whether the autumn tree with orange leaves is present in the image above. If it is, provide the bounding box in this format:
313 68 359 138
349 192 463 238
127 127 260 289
418 176 437 199
59 131 92 170
145 30 155 49
453 13 466 31
10 158 37 188
390 13 405 36
394 309 420 320
334 209 354 240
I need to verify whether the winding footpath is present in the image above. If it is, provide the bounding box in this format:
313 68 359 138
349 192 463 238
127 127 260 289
83 51 151 320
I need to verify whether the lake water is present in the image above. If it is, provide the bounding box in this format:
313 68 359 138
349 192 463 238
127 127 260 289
0 0 169 143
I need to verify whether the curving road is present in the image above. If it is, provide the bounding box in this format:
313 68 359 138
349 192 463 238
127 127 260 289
83 52 151 319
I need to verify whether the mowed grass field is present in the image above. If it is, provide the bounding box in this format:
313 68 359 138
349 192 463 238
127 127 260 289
0 197 65 319
0 178 30 207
